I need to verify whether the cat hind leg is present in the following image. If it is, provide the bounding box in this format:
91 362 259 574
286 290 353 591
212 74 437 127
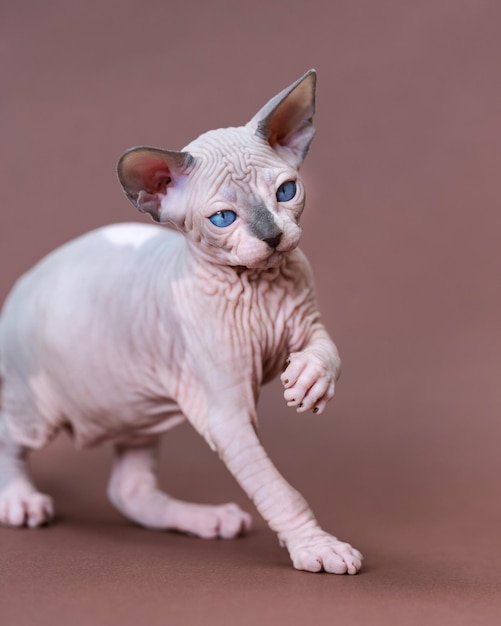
107 438 252 539
0 417 54 528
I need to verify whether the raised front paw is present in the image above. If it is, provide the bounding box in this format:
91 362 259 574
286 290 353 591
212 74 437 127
280 350 339 414
287 532 363 574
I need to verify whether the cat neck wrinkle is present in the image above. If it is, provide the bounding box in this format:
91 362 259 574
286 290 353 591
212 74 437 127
184 240 282 285
186 253 283 295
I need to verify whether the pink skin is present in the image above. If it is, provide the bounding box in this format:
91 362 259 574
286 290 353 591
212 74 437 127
282 344 340 414
0 71 362 574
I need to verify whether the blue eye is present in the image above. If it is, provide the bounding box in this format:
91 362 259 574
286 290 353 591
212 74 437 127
208 210 237 228
276 180 297 202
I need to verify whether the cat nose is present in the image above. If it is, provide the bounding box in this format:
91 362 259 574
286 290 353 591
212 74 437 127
263 233 282 249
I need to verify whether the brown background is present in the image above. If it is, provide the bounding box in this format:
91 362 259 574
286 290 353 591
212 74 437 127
1 0 501 624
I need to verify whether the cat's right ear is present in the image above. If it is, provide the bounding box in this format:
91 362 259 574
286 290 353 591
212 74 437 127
117 147 195 223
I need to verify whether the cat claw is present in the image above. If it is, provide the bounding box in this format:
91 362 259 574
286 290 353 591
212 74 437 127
281 351 337 414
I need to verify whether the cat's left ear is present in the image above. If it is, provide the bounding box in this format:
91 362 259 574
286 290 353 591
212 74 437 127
247 69 316 168
117 146 195 223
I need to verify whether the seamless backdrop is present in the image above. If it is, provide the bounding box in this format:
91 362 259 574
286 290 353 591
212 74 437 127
1 1 501 624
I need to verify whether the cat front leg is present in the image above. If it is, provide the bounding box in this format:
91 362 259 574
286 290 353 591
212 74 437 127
208 415 362 574
281 325 341 414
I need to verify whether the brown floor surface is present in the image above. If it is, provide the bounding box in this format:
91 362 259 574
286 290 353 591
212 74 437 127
1 1 501 624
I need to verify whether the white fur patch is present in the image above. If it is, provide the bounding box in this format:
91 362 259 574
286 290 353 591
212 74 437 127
102 224 161 249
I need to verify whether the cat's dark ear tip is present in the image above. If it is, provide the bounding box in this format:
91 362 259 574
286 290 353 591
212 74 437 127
292 70 316 95
303 69 317 88
116 146 154 190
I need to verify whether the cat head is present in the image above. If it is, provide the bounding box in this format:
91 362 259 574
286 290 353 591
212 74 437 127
117 70 316 269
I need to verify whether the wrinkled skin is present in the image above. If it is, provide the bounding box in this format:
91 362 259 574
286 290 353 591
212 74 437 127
0 71 362 574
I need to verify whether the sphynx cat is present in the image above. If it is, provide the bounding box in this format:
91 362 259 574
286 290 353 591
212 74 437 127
0 70 363 574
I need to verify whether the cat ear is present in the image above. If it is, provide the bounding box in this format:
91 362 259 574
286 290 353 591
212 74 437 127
117 147 195 222
247 69 316 168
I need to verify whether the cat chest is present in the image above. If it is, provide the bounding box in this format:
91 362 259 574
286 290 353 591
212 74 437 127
200 281 291 379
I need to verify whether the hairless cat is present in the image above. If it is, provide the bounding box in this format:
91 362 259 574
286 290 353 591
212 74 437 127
0 70 363 574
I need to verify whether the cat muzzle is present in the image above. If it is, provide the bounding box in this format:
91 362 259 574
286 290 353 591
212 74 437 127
263 233 282 249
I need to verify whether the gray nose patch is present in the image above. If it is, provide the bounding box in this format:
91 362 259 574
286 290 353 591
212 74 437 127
249 205 282 248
